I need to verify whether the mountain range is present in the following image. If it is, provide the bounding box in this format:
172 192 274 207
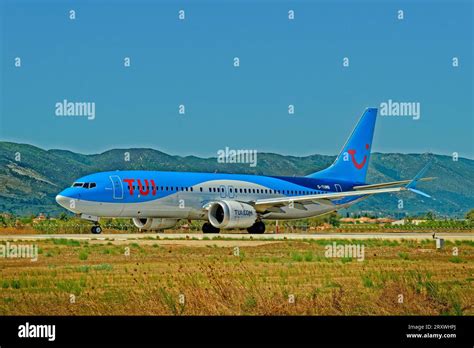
0 141 472 218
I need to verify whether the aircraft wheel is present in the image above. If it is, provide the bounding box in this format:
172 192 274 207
247 221 265 234
202 222 220 234
91 225 102 234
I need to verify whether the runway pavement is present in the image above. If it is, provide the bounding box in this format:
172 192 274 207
0 232 472 242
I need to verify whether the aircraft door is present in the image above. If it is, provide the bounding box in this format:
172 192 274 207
109 175 124 199
219 185 227 199
228 185 235 198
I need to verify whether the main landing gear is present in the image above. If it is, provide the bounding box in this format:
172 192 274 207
91 224 102 234
202 222 220 234
247 221 265 234
201 221 266 234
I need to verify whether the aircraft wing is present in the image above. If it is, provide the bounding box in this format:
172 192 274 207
353 177 435 191
253 186 406 212
254 163 434 213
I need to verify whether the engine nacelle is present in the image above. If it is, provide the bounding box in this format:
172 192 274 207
208 200 257 229
132 218 178 231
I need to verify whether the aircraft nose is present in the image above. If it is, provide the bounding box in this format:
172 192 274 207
55 194 70 209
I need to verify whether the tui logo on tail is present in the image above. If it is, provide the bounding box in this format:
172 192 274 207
306 108 376 182
347 143 370 170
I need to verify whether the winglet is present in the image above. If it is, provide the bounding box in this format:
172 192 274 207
406 162 432 198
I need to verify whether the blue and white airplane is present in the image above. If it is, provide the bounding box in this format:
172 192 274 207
56 108 432 234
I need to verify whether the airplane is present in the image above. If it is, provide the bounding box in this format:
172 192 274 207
55 107 433 234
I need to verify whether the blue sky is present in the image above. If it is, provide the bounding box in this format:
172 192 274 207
1 0 472 158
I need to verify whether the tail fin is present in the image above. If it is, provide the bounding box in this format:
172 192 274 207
307 108 377 184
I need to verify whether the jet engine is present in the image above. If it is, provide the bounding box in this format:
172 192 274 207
208 200 257 229
132 218 178 231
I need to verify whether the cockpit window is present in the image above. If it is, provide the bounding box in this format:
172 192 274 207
71 182 96 189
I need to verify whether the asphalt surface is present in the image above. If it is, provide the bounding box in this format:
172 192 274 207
0 232 472 241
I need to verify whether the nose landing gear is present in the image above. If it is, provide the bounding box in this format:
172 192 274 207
78 214 102 234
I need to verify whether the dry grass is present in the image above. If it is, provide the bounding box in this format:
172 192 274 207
0 238 473 315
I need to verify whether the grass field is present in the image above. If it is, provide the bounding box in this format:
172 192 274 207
0 237 473 315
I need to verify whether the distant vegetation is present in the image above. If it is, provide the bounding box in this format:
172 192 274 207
0 209 472 234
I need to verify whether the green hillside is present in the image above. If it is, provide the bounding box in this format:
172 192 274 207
0 142 472 217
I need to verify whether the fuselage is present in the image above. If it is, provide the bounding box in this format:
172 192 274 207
56 170 364 220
